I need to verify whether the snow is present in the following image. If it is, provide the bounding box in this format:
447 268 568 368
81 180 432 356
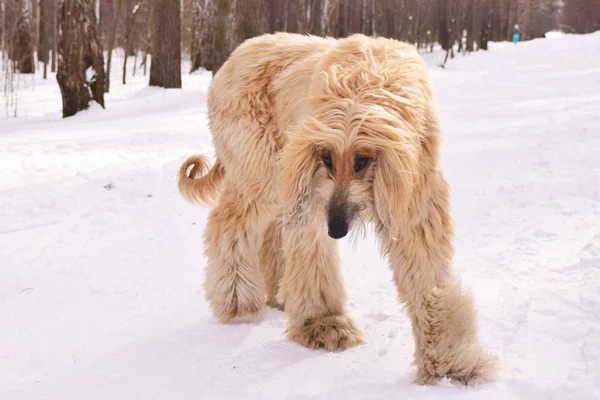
1 34 600 399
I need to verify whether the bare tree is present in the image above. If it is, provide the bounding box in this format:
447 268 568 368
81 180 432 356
0 1 4 49
437 0 451 63
149 0 181 88
190 0 204 72
198 0 216 71
57 0 106 117
105 0 122 92
15 0 35 73
212 0 232 74
122 0 145 83
478 5 492 50
51 0 58 72
31 0 37 50
561 0 599 33
267 0 289 32
465 0 475 51
295 0 308 34
232 0 267 46
39 0 51 78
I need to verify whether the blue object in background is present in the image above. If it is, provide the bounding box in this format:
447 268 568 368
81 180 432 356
513 33 521 44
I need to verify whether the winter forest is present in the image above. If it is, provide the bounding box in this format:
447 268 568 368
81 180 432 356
2 0 600 399
1 0 599 117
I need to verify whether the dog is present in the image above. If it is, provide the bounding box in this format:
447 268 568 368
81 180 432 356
178 33 498 385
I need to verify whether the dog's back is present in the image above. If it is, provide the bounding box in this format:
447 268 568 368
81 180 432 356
206 34 336 199
208 33 334 149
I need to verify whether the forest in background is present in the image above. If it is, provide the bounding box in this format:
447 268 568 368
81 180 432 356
1 0 599 117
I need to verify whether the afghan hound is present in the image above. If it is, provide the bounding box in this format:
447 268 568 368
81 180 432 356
178 33 498 385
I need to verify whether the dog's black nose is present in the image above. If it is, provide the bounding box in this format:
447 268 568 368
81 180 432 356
327 207 349 239
328 223 348 239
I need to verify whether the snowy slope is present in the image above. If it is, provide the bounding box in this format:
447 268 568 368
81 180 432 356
1 34 599 400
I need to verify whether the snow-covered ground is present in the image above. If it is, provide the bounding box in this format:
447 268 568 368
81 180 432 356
1 33 599 400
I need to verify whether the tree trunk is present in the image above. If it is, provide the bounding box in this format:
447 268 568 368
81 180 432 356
16 1 35 73
437 0 450 52
232 0 267 46
31 0 38 51
199 0 216 71
286 0 298 32
190 0 203 72
296 0 308 34
122 0 145 83
39 0 52 78
479 19 490 50
57 0 106 117
100 0 114 46
140 5 151 76
267 0 279 32
149 0 181 88
326 0 340 36
52 0 58 72
105 0 123 92
465 0 474 52
0 1 3 50
212 0 231 74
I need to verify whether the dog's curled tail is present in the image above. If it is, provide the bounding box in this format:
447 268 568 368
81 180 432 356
178 155 224 206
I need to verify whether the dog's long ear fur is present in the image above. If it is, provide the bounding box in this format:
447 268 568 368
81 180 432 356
280 125 319 229
358 103 422 241
373 142 419 240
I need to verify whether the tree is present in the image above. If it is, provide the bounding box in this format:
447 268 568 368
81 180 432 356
122 0 145 84
198 0 216 71
39 0 51 78
479 9 492 50
51 0 58 72
437 0 451 63
295 0 308 34
561 0 599 33
267 0 288 33
212 0 232 74
465 0 475 52
15 0 35 73
149 0 181 88
57 0 106 117
100 0 116 47
190 0 204 72
105 0 123 92
232 0 267 46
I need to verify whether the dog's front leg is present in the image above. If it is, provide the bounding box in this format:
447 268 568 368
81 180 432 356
380 179 498 385
277 225 364 351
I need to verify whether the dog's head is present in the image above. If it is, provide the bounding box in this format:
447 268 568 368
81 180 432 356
280 36 438 241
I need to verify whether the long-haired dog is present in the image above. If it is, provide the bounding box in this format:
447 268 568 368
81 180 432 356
178 33 498 385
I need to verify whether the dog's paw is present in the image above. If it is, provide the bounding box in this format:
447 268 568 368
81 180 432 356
205 276 265 323
447 351 499 386
266 298 285 311
287 314 364 351
416 347 499 386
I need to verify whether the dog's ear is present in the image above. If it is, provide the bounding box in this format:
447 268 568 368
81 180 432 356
280 131 319 229
373 143 419 240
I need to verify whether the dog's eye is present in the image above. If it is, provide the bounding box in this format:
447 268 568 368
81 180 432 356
354 156 371 173
322 152 333 171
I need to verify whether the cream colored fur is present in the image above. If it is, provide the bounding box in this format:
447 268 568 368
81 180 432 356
178 33 498 385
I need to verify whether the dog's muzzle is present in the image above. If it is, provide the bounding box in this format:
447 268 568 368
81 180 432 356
327 205 349 239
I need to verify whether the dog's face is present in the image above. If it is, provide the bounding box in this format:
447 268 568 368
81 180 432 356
315 145 377 239
281 103 422 241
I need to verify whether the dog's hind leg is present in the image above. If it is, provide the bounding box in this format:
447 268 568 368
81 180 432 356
203 186 269 322
277 225 364 351
259 220 285 310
